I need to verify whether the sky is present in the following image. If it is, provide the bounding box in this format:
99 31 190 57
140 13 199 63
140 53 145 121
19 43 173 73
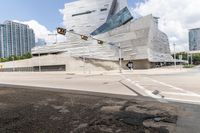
0 0 199 51
0 0 140 31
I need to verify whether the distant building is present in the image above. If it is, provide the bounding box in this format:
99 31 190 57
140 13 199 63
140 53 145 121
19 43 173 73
189 28 200 51
36 39 46 47
0 21 35 58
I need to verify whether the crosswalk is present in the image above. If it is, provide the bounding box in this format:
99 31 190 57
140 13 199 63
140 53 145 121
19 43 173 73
121 75 200 105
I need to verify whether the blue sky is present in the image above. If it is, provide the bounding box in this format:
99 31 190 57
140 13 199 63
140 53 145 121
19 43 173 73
0 0 141 31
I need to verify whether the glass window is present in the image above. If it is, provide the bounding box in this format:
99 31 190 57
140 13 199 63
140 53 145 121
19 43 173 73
91 7 133 36
72 10 96 17
100 8 107 11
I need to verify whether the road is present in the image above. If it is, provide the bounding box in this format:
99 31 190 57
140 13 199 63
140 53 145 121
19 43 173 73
0 67 200 104
0 67 200 132
0 86 180 133
123 67 200 104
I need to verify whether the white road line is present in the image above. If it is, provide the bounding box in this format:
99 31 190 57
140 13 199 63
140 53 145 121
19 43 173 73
146 77 200 96
120 75 167 102
165 98 200 105
120 75 200 104
161 92 200 97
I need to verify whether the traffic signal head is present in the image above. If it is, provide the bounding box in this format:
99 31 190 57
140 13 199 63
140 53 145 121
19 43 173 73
57 27 66 35
97 40 104 45
81 35 88 41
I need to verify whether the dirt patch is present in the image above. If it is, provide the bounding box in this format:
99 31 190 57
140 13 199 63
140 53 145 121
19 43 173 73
0 87 179 133
0 89 15 95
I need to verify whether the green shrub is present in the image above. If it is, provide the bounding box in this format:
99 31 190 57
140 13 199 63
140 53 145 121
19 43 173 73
0 53 32 63
183 64 195 68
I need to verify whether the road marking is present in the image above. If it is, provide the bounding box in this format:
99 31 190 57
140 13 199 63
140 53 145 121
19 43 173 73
147 77 200 96
165 98 200 105
120 75 168 103
161 92 200 97
120 75 200 104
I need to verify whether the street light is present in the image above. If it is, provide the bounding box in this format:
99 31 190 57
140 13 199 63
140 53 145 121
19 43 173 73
12 56 15 72
38 52 41 72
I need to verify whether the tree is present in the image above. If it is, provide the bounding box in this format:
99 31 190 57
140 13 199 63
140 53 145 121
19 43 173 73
0 53 32 63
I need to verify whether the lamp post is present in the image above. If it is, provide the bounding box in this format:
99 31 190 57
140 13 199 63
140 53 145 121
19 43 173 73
38 52 41 72
12 56 15 72
83 42 86 74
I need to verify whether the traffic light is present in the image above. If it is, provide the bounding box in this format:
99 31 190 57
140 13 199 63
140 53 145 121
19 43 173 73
97 40 104 45
81 35 88 41
57 27 66 35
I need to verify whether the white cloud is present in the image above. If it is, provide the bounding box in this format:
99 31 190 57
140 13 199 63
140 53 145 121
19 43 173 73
133 0 200 52
14 20 66 44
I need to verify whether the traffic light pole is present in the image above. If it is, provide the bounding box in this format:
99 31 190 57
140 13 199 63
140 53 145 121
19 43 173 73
12 56 15 72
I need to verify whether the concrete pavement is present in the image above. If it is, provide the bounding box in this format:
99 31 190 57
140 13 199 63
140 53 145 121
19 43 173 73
0 67 199 105
0 72 137 96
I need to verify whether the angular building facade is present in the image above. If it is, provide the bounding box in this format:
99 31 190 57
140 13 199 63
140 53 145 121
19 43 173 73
189 28 200 51
0 21 35 58
32 0 173 69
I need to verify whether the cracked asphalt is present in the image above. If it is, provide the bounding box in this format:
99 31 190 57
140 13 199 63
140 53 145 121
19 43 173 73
0 86 180 133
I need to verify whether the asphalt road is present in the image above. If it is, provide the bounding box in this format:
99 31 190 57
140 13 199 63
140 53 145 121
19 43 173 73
0 68 200 105
0 86 179 133
0 67 200 132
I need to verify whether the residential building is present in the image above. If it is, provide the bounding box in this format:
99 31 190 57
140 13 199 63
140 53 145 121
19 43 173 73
189 28 200 51
0 21 35 58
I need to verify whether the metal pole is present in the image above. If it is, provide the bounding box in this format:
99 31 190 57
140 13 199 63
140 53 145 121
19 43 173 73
31 54 33 72
187 52 189 66
119 43 122 73
191 53 193 65
83 43 86 74
88 44 91 74
12 56 15 72
56 34 58 44
39 53 41 72
173 43 176 68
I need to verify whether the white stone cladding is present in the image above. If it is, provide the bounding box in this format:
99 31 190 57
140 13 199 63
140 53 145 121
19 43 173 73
32 14 173 63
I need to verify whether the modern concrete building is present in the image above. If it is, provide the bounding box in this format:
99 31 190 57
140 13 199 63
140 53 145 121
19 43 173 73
0 21 35 58
31 0 173 69
189 28 200 51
